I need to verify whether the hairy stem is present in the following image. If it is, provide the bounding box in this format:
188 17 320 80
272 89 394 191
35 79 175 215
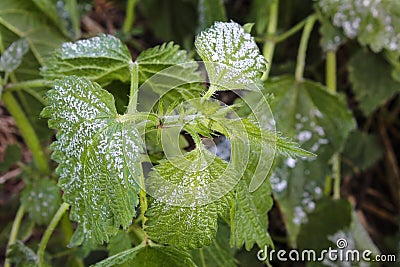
127 62 139 114
325 50 341 199
2 92 50 174
5 206 25 267
261 0 279 81
4 79 53 92
295 14 317 82
37 203 70 267
122 0 137 34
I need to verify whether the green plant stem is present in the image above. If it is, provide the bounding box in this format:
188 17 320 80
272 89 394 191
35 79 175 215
325 50 341 199
261 0 279 81
199 248 206 267
275 17 307 43
295 14 317 82
130 224 146 244
5 206 25 267
127 62 139 114
122 0 137 34
326 51 336 94
37 203 70 267
139 174 148 229
202 84 218 99
1 92 50 174
4 79 53 91
332 155 341 200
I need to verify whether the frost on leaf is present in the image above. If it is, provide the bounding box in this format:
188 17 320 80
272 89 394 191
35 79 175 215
0 38 29 73
42 76 143 243
21 179 61 225
195 21 267 91
263 76 355 246
145 148 234 250
318 0 400 53
41 34 133 85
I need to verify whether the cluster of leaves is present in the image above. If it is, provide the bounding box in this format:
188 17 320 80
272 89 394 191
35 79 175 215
42 20 314 263
1 0 400 266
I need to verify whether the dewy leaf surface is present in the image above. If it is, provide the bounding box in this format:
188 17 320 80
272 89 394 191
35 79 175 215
41 34 133 85
348 49 400 115
0 38 29 72
262 76 355 246
42 76 143 243
195 21 267 90
145 148 234 250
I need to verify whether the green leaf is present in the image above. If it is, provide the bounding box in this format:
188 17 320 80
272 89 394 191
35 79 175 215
0 38 29 72
226 118 314 158
261 76 355 246
219 117 313 193
192 222 237 267
41 34 133 85
230 178 273 251
68 224 85 248
145 147 234 250
93 244 197 267
197 0 227 31
0 24 42 81
20 179 61 225
42 76 143 243
195 21 267 91
31 0 79 39
0 144 21 173
7 240 37 267
341 130 383 174
0 0 67 66
92 244 145 267
318 0 400 53
317 12 346 52
348 49 400 115
126 245 197 267
136 42 204 107
136 42 200 83
107 230 132 256
297 198 352 251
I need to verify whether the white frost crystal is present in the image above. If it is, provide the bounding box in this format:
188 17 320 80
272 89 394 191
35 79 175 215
195 21 267 89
